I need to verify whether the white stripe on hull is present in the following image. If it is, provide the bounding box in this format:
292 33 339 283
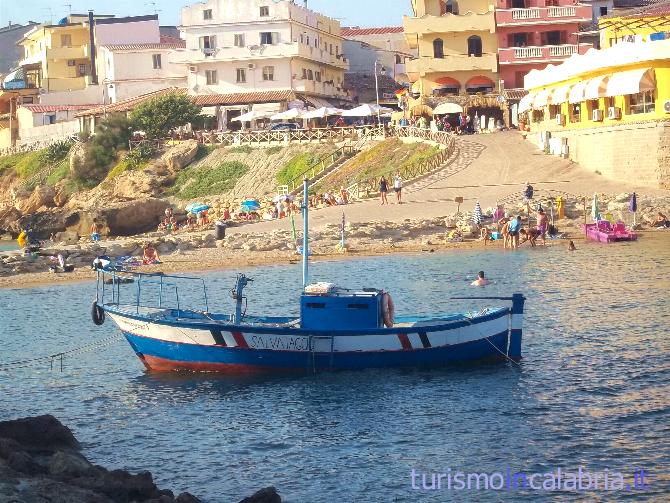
110 312 510 353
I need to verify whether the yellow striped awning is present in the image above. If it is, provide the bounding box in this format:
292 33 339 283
605 68 655 97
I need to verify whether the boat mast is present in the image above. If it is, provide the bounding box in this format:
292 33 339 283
302 177 309 289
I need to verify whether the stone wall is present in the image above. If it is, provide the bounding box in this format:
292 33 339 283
534 121 670 188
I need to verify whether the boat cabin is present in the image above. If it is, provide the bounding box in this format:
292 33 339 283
300 288 383 330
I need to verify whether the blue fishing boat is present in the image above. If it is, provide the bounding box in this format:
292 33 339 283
92 180 526 373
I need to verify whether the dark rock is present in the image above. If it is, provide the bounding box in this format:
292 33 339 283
76 468 159 501
7 450 46 475
0 415 80 452
238 486 281 503
0 437 22 459
176 492 201 503
48 450 92 477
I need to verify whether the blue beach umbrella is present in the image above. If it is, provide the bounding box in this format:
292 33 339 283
629 192 637 226
473 201 482 226
186 202 210 214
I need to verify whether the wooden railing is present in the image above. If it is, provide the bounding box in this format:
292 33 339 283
196 126 378 146
128 138 167 150
285 144 359 194
0 133 79 158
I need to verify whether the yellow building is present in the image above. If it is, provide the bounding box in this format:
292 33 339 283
520 39 670 187
403 0 498 98
599 3 670 49
17 16 105 93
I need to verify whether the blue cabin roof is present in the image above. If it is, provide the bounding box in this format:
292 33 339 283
300 289 383 330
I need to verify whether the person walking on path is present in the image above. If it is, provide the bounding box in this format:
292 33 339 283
379 176 389 205
524 182 534 202
393 173 403 204
90 221 100 242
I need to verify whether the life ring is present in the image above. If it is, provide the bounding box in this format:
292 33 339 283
382 292 395 328
91 301 105 326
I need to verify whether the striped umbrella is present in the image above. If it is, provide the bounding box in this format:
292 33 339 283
629 192 637 226
473 201 482 226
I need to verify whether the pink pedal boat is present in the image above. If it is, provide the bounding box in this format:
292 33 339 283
582 220 638 243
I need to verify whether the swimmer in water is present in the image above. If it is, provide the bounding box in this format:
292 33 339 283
471 271 490 286
568 240 576 251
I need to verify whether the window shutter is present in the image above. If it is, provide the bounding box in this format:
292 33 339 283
272 32 280 44
199 37 204 49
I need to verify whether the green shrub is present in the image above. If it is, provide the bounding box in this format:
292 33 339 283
266 146 283 155
276 153 319 185
40 140 73 165
194 144 216 163
130 92 202 139
0 151 32 175
229 145 254 154
45 158 70 186
74 114 132 183
171 161 249 199
13 150 46 178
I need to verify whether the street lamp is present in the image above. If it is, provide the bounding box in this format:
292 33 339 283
374 59 386 124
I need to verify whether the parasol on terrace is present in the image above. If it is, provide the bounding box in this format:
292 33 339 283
473 201 482 227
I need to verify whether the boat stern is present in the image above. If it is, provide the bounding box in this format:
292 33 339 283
509 293 526 361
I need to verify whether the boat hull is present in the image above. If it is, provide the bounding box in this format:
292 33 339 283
582 223 638 243
122 330 512 373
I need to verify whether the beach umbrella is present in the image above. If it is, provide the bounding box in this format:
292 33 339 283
240 199 260 213
299 107 343 119
272 194 295 203
231 110 271 122
341 103 393 117
473 201 482 226
591 193 600 222
270 108 303 121
629 192 637 226
185 202 210 214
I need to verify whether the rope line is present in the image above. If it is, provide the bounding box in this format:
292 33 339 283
463 311 521 367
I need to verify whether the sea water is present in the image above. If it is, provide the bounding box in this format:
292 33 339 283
1 235 669 502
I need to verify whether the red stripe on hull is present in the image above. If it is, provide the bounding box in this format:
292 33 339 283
232 331 249 348
140 354 304 374
397 333 412 350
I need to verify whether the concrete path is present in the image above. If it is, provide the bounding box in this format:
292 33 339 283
227 132 668 235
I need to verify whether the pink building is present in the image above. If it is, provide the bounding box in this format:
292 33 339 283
495 1 593 89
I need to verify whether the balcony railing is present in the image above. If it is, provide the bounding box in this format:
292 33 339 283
512 8 541 20
499 43 592 64
497 4 591 25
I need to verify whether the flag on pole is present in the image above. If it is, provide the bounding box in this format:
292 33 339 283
591 193 600 222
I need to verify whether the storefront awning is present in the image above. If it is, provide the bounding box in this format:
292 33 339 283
434 76 461 88
533 88 552 108
584 75 609 100
518 93 535 113
465 75 495 89
551 84 572 105
605 68 655 98
568 81 588 104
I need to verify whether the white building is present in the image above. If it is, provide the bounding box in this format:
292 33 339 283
177 0 349 124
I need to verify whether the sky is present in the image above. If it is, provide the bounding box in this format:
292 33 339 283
0 0 413 28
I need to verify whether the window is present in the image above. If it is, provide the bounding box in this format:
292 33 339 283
440 0 457 14
234 34 245 47
60 34 72 47
260 32 279 45
531 109 544 122
307 69 313 80
200 35 216 53
600 6 608 16
203 9 213 20
545 0 558 6
433 38 444 59
586 99 600 116
512 33 529 47
206 69 218 85
77 64 87 77
152 54 162 69
67 59 76 67
260 6 269 16
543 31 562 46
628 90 655 114
302 68 307 79
467 36 482 57
605 96 615 110
236 68 246 83
569 103 581 122
548 104 560 119
315 71 321 82
262 66 274 81
330 43 333 55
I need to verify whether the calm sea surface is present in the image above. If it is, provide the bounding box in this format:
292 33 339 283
1 234 669 502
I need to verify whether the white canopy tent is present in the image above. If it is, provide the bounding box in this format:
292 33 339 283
341 103 393 117
299 107 343 119
270 108 304 121
231 110 273 122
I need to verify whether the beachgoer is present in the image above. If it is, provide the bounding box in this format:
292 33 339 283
340 186 349 204
142 243 161 265
520 228 537 247
653 212 669 228
379 176 389 205
480 227 490 246
447 229 462 242
508 216 522 250
223 207 231 221
471 271 490 287
568 240 576 251
524 182 534 201
17 230 27 248
537 209 548 245
393 174 403 204
500 219 511 249
90 221 100 242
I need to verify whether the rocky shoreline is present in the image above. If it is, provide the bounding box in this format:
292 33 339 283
0 415 281 503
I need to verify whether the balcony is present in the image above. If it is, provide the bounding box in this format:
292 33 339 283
294 79 347 97
174 43 348 69
406 53 498 74
403 12 496 44
41 76 87 92
498 43 593 64
496 5 592 26
47 45 88 61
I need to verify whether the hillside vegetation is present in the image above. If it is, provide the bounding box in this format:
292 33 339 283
316 138 441 192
